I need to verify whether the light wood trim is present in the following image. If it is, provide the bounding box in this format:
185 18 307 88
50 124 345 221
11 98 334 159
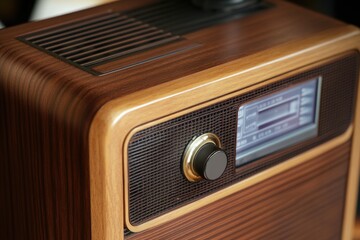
89 25 360 238
126 126 353 232
89 113 124 240
342 54 360 240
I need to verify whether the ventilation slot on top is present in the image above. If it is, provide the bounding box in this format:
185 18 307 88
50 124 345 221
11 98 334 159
18 0 271 75
18 12 193 75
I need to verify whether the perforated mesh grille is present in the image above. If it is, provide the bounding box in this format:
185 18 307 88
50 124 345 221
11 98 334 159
127 52 359 226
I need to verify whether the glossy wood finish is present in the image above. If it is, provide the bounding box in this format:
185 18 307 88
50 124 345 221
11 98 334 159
0 59 93 239
93 40 200 74
0 0 359 239
125 141 351 240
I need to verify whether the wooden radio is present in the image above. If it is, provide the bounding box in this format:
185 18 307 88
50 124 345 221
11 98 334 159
1 0 360 239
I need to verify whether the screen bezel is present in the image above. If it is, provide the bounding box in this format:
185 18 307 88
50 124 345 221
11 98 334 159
235 76 322 168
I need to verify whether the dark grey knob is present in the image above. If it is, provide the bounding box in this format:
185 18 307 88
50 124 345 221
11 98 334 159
183 133 227 182
193 143 228 180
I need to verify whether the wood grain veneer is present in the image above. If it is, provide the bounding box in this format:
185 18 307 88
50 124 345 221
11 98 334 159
125 141 351 240
0 0 360 239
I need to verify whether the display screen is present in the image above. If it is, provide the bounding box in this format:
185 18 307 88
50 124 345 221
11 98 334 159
236 78 321 167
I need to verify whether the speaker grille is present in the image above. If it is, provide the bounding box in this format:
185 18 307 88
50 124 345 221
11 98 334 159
127 52 359 226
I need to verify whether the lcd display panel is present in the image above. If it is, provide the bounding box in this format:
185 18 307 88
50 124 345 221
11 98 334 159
236 77 322 167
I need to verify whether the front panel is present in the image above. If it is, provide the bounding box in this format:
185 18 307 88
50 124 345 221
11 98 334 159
126 52 359 230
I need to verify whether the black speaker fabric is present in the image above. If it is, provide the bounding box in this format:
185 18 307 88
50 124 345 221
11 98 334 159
127 52 359 226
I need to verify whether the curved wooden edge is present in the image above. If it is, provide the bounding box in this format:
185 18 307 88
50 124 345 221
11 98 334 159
89 25 360 239
89 112 124 240
342 50 360 240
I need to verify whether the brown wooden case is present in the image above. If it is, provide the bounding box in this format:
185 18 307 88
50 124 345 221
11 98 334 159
1 0 360 240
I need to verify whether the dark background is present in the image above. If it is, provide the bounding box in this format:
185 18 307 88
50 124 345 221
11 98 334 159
0 0 359 27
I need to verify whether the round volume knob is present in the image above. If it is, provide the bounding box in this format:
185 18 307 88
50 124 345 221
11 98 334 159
183 133 228 182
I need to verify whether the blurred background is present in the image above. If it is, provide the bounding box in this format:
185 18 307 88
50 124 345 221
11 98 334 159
0 0 115 28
